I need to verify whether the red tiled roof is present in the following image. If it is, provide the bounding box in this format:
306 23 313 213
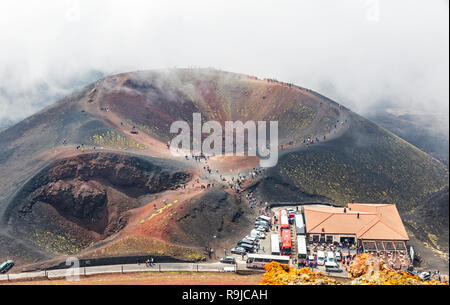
303 204 409 241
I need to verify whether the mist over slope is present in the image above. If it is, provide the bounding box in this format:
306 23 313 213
0 70 105 132
368 109 449 167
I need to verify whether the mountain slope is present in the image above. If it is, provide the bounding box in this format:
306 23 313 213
0 68 447 269
269 112 448 251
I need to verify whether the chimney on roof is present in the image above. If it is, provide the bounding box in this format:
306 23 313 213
321 228 325 232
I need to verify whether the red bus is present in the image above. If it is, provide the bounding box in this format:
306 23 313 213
279 210 289 229
281 229 292 256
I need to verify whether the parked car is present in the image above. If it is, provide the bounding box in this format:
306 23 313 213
255 226 269 232
325 251 338 267
255 218 270 225
238 243 255 253
419 272 431 281
250 229 265 239
220 257 236 264
0 260 14 274
254 222 269 228
317 251 326 266
287 209 297 220
256 216 271 224
254 221 269 228
325 265 343 273
231 247 247 255
239 238 256 245
238 241 254 247
245 235 258 242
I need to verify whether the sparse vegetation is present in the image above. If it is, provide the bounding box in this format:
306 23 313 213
279 123 448 207
126 119 171 142
30 230 86 255
82 235 206 261
89 130 147 150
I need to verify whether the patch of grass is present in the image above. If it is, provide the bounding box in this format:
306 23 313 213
89 130 147 150
126 120 171 142
81 235 206 262
30 230 85 255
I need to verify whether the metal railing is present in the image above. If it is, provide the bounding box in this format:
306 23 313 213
0 262 239 283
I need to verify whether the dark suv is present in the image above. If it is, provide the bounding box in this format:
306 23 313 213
220 257 236 264
231 247 247 255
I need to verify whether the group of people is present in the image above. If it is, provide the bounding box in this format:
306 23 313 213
186 153 210 162
376 251 412 270
278 116 349 151
142 257 155 267
297 259 317 269
341 254 357 269
302 119 348 148
231 168 265 193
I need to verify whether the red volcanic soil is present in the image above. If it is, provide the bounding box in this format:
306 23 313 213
207 155 260 172
124 172 204 240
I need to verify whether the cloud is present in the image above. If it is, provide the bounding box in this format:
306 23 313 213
0 0 448 126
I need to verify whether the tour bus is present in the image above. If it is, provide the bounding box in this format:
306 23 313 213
281 228 292 256
246 254 290 269
279 210 290 229
297 235 308 259
270 234 281 256
295 214 305 235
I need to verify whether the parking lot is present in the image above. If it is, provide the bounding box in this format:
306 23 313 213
221 205 351 278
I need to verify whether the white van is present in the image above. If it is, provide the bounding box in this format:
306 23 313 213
317 250 325 266
325 251 338 267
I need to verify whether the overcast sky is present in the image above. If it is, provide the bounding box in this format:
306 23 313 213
0 0 448 125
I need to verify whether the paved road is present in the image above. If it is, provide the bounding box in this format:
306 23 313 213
0 261 244 283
